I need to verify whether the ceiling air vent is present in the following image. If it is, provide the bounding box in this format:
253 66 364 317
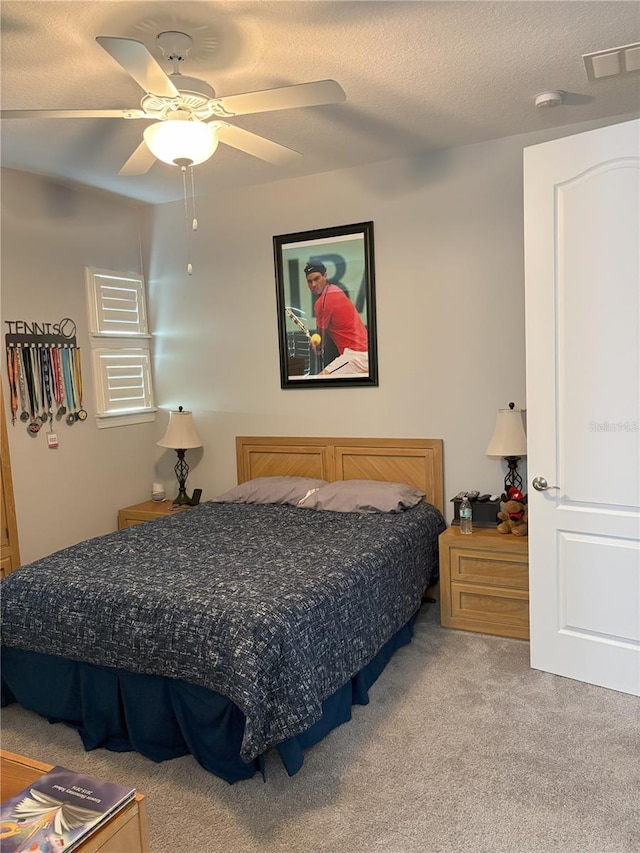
583 42 640 81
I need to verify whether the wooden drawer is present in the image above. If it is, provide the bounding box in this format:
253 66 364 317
1 554 14 578
119 517 149 529
450 547 528 589
449 582 530 639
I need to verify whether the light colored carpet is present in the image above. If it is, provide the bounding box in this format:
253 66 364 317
1 601 638 853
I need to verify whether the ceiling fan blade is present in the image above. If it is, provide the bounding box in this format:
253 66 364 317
118 140 157 176
210 80 346 118
0 109 148 119
212 122 302 165
96 36 179 98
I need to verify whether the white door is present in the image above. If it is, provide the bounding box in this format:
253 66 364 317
524 118 640 695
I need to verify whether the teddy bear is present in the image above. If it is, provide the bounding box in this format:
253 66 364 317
496 487 528 536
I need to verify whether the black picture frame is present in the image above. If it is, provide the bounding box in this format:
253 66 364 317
273 221 378 388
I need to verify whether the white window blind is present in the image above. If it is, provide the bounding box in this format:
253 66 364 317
93 350 154 414
86 269 148 336
85 267 155 427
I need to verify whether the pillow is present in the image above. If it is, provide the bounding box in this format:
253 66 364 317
213 476 327 506
297 479 425 513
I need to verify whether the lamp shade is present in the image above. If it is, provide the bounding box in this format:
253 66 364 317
486 406 527 457
157 407 202 450
143 119 218 167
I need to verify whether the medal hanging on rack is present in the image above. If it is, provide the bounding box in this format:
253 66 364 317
40 346 60 448
73 347 87 421
17 348 29 422
61 347 76 425
37 346 50 425
23 346 40 435
32 347 46 426
35 348 46 425
50 346 66 421
6 347 18 425
39 346 54 425
45 349 60 448
31 346 44 433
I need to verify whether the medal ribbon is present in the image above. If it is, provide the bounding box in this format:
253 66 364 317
50 346 64 409
17 348 28 415
40 346 53 415
22 347 37 418
31 347 43 415
73 347 83 412
61 346 76 411
6 347 18 424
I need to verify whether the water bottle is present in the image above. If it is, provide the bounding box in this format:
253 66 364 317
459 495 473 534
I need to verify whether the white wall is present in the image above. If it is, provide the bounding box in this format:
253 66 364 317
1 170 157 563
148 132 542 517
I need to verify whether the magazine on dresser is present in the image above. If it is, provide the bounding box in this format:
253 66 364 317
0 764 135 853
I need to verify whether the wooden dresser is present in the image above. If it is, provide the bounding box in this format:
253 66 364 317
0 750 150 852
1 387 20 577
438 526 529 640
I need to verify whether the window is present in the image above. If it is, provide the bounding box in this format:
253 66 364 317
87 270 148 336
85 267 155 427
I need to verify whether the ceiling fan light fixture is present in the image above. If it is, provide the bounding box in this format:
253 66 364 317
143 119 218 167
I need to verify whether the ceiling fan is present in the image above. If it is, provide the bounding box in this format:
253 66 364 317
0 31 346 176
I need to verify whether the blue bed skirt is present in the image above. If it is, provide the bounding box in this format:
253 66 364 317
1 613 417 783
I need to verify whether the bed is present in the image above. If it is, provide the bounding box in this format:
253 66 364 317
1 436 446 782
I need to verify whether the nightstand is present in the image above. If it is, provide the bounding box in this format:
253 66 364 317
117 500 189 530
438 526 529 640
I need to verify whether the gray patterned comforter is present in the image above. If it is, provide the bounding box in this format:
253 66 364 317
1 501 445 760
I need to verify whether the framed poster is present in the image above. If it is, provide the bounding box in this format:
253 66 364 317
273 221 378 388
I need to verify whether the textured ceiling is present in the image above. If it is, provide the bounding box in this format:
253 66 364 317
1 1 639 204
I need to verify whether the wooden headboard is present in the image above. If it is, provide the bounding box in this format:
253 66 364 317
236 436 444 514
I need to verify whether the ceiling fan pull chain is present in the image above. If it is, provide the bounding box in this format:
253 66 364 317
181 166 193 275
181 164 189 220
190 166 198 232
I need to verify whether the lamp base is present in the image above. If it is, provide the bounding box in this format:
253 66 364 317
503 455 524 497
172 449 192 507
172 490 192 507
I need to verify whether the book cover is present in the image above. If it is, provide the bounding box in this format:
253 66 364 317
0 765 135 853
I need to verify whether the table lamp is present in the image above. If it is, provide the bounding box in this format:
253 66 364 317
485 402 527 496
157 406 202 506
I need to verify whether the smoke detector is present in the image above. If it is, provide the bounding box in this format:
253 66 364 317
534 91 564 109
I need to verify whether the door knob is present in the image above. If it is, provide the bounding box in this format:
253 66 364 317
532 476 560 492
